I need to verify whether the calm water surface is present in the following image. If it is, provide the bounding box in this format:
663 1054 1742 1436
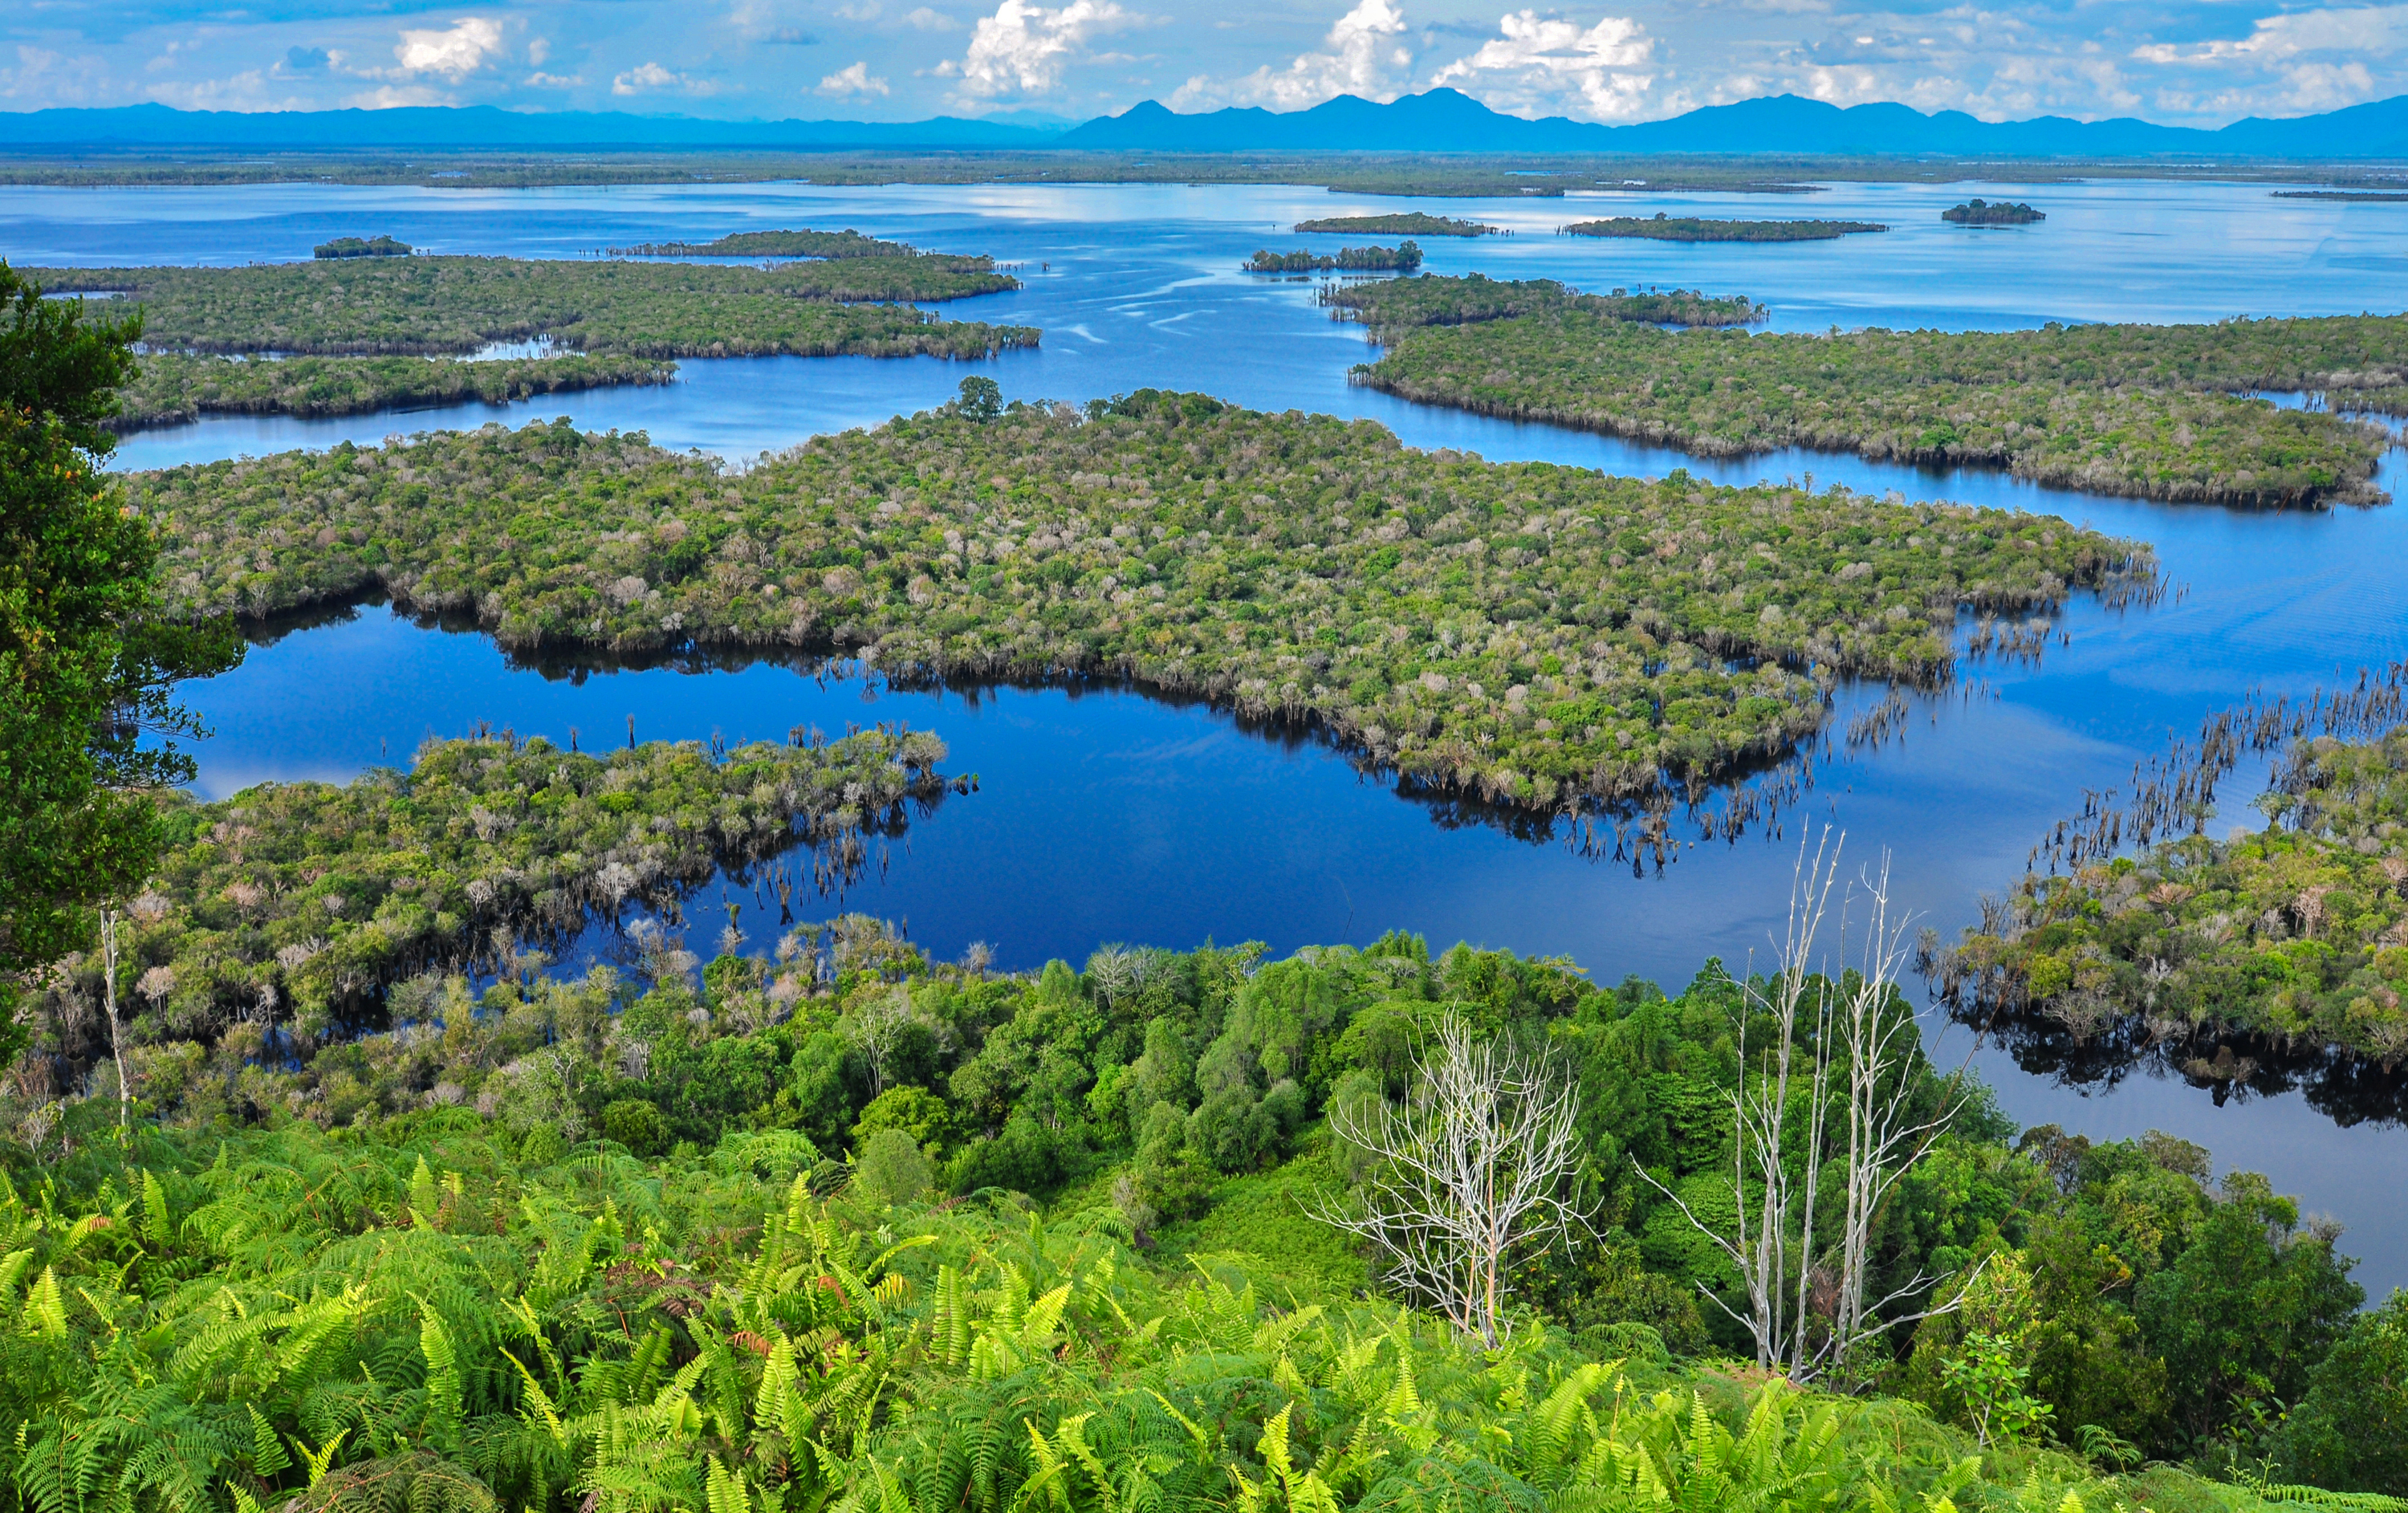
10 178 2408 1291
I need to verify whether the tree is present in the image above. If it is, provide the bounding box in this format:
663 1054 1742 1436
1645 832 1967 1383
954 375 1002 422
1315 1013 1588 1346
0 261 241 1054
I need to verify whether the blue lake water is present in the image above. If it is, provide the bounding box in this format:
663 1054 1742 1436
10 176 2408 1292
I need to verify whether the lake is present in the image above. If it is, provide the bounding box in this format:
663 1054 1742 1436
10 174 2408 1292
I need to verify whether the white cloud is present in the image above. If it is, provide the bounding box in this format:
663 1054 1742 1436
393 18 504 79
2132 5 2408 65
1431 10 1653 118
524 71 584 87
906 6 960 28
946 0 1131 98
2129 5 2406 115
819 59 892 93
1178 0 1410 108
611 60 718 94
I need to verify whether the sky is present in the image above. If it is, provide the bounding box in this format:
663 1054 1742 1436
5 0 2403 128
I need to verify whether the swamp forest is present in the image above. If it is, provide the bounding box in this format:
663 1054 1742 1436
7 169 2408 1513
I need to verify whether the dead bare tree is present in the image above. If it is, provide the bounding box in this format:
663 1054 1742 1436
1642 830 1972 1385
1313 1014 1588 1347
99 905 128 1129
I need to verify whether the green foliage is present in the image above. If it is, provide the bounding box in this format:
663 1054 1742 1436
1354 287 2403 506
17 726 955 1076
113 352 675 431
1246 243 1423 273
1565 215 1889 242
852 1128 934 1206
27 255 1034 360
1294 214 1495 237
0 260 241 1050
0 1114 2276 1513
602 1099 672 1157
1945 200 2047 226
129 402 2138 813
2278 1290 2408 1494
1944 728 2408 1060
315 236 414 259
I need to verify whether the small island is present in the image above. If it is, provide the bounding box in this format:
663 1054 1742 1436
1246 241 1423 273
2273 190 2408 202
1942 198 2045 226
1292 212 1494 237
312 234 412 259
1566 214 1888 242
609 227 917 258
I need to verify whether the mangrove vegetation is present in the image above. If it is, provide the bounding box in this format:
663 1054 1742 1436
112 352 677 430
1244 242 1423 273
1349 277 2407 506
1322 271 1764 330
1294 212 1496 236
1944 722 2408 1064
26 254 1034 360
313 235 413 258
1945 200 2046 226
128 397 2140 815
1565 214 1889 242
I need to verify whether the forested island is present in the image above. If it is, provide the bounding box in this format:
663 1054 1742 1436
1348 275 2405 507
1946 724 2408 1063
1567 214 1889 242
29 254 1035 360
11 254 2408 1513
1322 270 1764 328
1244 241 1423 273
112 351 676 430
313 234 412 258
608 227 920 258
1294 212 1495 236
1945 198 2046 226
127 397 2138 813
2276 190 2408 202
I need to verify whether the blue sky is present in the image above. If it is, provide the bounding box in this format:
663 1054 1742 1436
5 0 2401 126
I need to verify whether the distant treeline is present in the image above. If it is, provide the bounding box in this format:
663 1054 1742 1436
1293 212 1495 237
26 255 1034 360
2275 190 2408 202
1350 275 2406 508
1944 198 2045 225
1566 214 1888 242
112 352 676 430
313 234 412 258
1244 241 1423 273
608 227 921 258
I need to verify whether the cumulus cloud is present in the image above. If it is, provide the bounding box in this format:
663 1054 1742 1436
1431 10 1653 118
612 60 717 93
393 18 504 79
2130 4 2406 113
819 59 891 93
905 6 959 29
944 0 1131 98
1177 0 1411 108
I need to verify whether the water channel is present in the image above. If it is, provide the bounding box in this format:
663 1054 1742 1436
9 174 2408 1291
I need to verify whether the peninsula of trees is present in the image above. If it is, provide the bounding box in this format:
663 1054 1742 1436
29 253 1035 360
1323 271 1764 329
312 234 412 258
1293 212 1496 236
128 397 2140 813
112 352 677 430
1567 214 1889 242
1348 276 2406 507
1946 724 2408 1063
1245 241 1423 273
1945 198 2046 225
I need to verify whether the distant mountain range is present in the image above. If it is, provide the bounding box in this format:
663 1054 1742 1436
6 88 2404 158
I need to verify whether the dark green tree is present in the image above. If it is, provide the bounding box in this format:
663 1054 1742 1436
2278 1290 2408 1493
0 262 239 1054
954 374 1002 422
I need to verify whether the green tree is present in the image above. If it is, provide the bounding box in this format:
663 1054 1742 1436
2278 1290 2408 1493
954 374 1002 421
0 262 238 1052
